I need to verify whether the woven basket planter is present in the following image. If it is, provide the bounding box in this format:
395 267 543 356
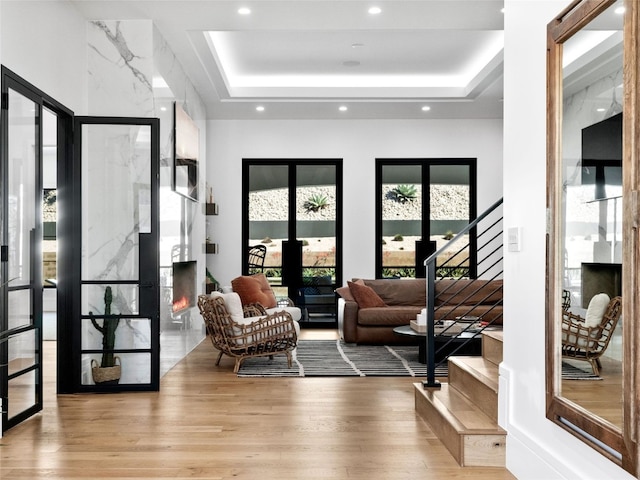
91 356 121 384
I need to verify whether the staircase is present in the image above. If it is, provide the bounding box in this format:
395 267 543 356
414 330 506 467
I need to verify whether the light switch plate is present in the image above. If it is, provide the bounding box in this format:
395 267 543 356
508 227 521 252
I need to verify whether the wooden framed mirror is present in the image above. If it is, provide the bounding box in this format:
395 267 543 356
546 0 639 474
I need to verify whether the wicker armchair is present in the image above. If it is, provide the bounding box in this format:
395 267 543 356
561 295 622 375
247 245 267 274
197 292 298 373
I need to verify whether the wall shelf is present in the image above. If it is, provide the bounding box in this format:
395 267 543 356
205 203 218 215
205 243 218 254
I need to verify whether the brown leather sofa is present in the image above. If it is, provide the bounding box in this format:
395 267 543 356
338 278 503 345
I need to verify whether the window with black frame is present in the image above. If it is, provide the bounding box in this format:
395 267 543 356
375 159 476 279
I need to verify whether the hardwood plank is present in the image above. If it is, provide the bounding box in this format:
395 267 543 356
0 335 515 479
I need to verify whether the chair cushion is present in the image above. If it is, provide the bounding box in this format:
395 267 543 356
231 273 277 308
210 291 244 323
585 293 610 328
265 306 302 322
348 281 387 308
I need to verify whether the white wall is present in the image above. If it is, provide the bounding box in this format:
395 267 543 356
206 118 503 286
0 0 87 113
501 1 633 479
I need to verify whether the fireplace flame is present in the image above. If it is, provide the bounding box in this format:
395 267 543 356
173 296 190 312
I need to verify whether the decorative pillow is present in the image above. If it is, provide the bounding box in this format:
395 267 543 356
337 279 366 302
348 281 386 308
231 273 277 308
336 286 355 302
584 293 610 328
210 291 244 323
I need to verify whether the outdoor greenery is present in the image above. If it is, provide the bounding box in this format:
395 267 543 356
302 267 335 279
391 184 417 203
382 267 416 278
392 234 404 241
304 193 329 212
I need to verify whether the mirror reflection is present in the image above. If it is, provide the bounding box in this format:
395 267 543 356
559 2 623 428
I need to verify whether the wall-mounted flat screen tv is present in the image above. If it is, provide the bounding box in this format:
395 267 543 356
173 102 199 201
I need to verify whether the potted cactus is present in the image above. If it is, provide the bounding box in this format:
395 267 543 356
89 286 121 384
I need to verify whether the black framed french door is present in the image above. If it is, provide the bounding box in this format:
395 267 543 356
242 160 343 320
0 67 73 430
69 117 160 392
375 159 477 279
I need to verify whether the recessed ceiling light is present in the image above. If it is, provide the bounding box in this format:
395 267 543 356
160 106 167 112
238 7 251 15
368 6 382 15
342 60 361 67
351 43 365 49
421 106 431 112
597 108 606 112
339 106 348 112
615 6 625 14
256 106 265 112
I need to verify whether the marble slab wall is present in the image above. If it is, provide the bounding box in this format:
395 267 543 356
87 20 155 117
85 19 207 382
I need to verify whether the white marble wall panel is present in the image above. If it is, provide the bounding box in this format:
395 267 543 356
87 20 154 117
81 124 151 284
85 19 207 379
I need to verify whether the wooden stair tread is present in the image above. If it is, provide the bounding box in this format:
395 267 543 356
448 356 499 392
415 383 505 434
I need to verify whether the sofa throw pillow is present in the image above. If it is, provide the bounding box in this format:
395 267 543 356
336 279 365 302
336 286 355 302
231 273 277 308
348 281 386 308
584 293 610 328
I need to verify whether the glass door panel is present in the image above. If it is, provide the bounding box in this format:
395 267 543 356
2 85 42 429
380 164 422 278
297 164 337 318
429 164 473 277
247 164 289 297
75 118 159 391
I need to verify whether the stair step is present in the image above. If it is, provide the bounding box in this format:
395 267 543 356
414 382 506 467
482 329 503 365
448 356 499 422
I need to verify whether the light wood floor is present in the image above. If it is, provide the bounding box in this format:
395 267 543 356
0 331 515 479
561 355 623 428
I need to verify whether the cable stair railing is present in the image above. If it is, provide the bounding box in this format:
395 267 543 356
422 197 504 388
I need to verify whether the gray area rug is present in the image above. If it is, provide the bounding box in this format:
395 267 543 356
561 361 602 380
236 340 602 379
237 339 443 377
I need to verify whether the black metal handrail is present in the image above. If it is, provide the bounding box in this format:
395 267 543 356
422 197 504 388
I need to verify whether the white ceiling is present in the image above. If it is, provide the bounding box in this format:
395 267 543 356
70 0 506 120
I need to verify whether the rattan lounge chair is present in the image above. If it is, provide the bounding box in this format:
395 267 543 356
197 292 299 373
561 295 622 376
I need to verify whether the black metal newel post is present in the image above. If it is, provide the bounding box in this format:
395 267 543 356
423 259 440 388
